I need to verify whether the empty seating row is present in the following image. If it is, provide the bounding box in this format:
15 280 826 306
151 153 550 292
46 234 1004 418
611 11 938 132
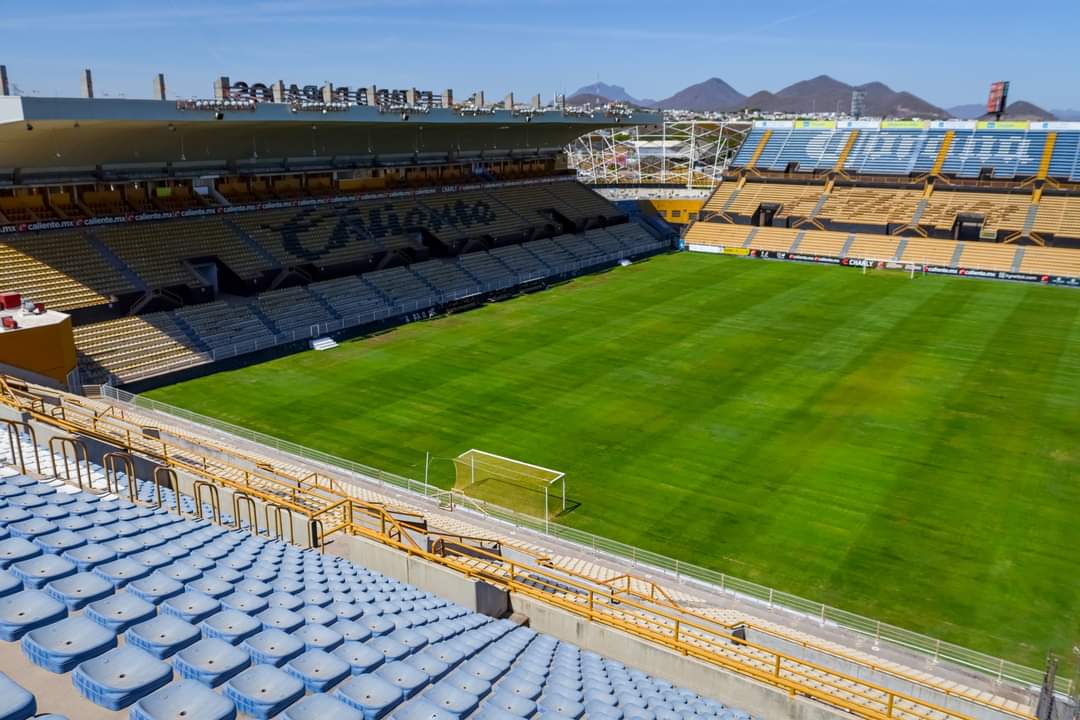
1031 196 1080 239
0 454 750 720
73 316 209 383
0 232 132 311
74 226 661 384
1 182 621 314
96 219 269 289
733 127 1078 179
919 192 1030 235
684 222 1080 278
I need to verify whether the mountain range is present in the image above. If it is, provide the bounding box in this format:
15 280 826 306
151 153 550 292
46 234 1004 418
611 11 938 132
948 101 1056 120
572 76 1059 120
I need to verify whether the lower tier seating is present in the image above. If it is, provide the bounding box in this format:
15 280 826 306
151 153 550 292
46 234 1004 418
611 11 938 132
75 224 666 385
685 222 1080 278
0 460 750 720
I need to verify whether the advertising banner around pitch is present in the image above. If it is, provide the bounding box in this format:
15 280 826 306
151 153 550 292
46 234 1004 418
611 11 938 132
690 246 1080 289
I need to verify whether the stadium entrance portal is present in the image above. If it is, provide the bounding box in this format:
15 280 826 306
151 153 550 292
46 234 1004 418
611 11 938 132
953 213 985 241
753 203 781 227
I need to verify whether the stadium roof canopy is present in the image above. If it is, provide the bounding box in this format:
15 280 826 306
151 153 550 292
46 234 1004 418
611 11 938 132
0 96 660 184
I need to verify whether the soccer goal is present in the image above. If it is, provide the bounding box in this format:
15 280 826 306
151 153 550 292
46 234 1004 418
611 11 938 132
855 258 924 279
451 449 566 522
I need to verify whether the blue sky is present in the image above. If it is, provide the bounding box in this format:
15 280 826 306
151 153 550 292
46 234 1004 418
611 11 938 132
2 0 1076 109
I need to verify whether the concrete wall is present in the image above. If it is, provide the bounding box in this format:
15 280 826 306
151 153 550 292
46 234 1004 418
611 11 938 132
332 532 509 618
512 594 849 720
747 628 1016 720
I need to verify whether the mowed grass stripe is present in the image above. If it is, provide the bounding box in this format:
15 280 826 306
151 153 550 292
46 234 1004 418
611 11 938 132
145 253 1080 666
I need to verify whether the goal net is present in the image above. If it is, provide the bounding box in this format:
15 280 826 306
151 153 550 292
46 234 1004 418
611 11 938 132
452 449 566 520
853 258 924 278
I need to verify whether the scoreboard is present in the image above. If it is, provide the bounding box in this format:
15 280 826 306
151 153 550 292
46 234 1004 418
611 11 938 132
986 81 1010 115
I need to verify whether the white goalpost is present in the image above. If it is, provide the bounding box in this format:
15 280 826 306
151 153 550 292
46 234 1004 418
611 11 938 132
449 449 566 529
857 258 925 279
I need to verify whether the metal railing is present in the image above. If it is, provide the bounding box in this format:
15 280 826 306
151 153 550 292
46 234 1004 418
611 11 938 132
89 384 1069 695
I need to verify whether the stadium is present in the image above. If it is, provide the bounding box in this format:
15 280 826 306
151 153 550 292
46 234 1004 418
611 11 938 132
0 47 1076 720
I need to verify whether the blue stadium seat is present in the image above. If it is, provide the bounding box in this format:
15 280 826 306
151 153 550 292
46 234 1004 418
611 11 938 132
406 649 452 682
220 590 269 615
186 575 233 599
125 614 201 659
538 693 585 719
72 645 173 710
127 572 185 604
205 565 243 584
0 588 67 640
61 543 116 571
282 693 365 720
266 590 304 611
173 638 251 687
45 571 114 610
335 674 404 720
233 577 273 597
257 606 305 633
161 590 220 624
20 615 116 672
33 529 85 555
424 681 482 718
131 549 172 570
93 558 151 588
0 537 41 570
201 608 260 645
300 603 337 626
377 660 431 699
129 679 237 720
499 673 543 701
28 504 67 522
224 664 305 719
285 648 351 692
85 592 156 632
334 640 385 676
295 622 344 652
0 672 36 720
11 554 76 589
241 627 304 667
0 569 19 598
158 560 202 584
106 536 143 557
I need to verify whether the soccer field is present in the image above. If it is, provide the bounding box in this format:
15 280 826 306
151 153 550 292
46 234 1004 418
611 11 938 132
144 252 1080 666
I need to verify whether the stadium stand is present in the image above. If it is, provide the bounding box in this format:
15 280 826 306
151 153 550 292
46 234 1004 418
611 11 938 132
70 222 666 385
733 125 1079 180
696 120 1080 285
0 453 749 720
0 180 627 315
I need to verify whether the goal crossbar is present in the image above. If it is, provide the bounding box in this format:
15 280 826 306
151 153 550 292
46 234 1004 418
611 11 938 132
454 448 566 518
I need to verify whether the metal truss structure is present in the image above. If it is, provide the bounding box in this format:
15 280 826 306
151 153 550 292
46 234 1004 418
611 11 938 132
567 120 750 188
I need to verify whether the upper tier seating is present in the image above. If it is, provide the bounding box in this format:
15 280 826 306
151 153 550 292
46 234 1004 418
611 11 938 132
0 457 750 720
733 127 1080 179
0 181 622 312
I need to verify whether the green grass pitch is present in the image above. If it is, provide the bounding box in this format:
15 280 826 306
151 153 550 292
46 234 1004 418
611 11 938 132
145 252 1080 666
